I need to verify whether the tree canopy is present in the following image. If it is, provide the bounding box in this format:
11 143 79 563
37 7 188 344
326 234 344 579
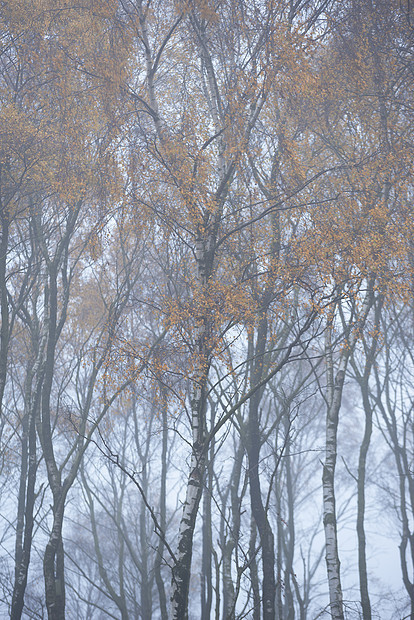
0 1 414 619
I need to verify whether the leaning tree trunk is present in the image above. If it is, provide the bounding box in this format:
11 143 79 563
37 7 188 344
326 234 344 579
169 371 208 619
222 440 244 619
170 234 213 620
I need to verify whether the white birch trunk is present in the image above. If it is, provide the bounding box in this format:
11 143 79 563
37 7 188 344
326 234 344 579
170 234 210 620
322 327 345 620
322 288 373 620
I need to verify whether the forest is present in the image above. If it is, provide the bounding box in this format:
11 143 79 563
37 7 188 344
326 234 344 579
0 0 414 618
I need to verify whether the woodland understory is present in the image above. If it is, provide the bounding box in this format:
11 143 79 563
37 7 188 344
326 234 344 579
1 1 414 618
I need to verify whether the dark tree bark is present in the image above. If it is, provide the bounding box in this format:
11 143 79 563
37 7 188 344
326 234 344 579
350 298 382 620
11 352 43 620
283 426 296 620
201 405 215 620
0 204 10 441
154 387 169 620
223 440 245 619
249 517 260 620
247 315 276 620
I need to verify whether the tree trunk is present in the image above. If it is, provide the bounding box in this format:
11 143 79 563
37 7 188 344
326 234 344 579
356 381 372 620
249 517 260 620
323 286 374 619
154 388 168 620
170 235 212 619
40 263 67 620
11 359 42 619
170 433 206 619
201 407 215 620
140 463 151 619
44 504 66 620
275 480 284 619
247 316 276 620
322 322 345 620
284 427 296 620
223 441 244 619
0 205 10 442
